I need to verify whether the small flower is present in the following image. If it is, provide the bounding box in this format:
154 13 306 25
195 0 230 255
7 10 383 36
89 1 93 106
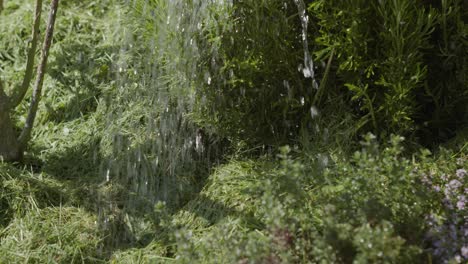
456 169 466 180
448 179 462 190
433 185 441 192
457 200 465 210
462 246 468 258
443 198 454 209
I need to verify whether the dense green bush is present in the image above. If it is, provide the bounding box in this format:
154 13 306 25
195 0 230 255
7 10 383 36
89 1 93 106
189 0 467 147
310 0 467 141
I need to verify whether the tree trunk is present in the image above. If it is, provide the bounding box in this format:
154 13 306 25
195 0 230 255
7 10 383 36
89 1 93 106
0 0 59 162
0 113 21 162
0 85 21 162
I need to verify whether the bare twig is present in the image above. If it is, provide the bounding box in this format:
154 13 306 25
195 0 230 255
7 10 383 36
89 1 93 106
8 0 43 108
19 0 59 147
0 0 4 15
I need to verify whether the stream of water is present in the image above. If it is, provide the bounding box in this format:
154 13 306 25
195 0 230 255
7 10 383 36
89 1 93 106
98 0 315 246
293 0 318 89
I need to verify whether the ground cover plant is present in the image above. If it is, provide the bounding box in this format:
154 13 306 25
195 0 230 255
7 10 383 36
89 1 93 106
0 0 467 263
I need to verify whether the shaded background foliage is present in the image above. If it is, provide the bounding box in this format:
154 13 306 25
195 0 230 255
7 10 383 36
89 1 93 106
191 0 467 148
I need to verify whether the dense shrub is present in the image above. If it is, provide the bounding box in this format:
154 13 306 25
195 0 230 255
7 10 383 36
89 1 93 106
190 0 467 147
310 0 467 141
418 0 468 144
151 136 462 263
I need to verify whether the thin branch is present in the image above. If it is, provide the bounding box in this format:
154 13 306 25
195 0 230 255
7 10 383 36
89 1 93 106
312 47 335 107
0 0 3 15
18 0 59 147
8 0 43 108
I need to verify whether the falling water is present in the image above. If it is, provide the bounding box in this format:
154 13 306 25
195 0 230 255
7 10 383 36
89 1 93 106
293 0 318 90
97 0 232 247
97 0 320 248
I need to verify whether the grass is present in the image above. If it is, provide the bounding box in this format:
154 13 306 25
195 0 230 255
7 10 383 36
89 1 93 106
0 207 100 263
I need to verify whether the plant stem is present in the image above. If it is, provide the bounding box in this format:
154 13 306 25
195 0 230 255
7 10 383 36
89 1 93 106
8 0 43 108
19 0 59 147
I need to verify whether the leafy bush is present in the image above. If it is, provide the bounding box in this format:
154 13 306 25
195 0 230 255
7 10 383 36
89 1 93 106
311 0 434 136
148 136 444 263
418 0 468 144
310 0 467 141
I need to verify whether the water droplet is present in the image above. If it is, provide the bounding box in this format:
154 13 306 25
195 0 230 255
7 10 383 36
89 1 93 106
312 80 319 89
310 106 319 118
196 133 203 152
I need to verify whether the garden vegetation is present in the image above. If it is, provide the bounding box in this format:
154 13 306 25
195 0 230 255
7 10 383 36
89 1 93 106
0 0 466 263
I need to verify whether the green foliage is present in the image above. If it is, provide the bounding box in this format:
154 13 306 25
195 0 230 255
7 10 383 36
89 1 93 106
306 135 430 262
194 0 312 145
207 135 436 263
141 136 460 263
419 0 468 143
311 0 438 137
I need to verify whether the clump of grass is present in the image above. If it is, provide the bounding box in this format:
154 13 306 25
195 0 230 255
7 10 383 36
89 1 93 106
0 207 101 263
0 163 68 226
173 159 267 231
110 242 171 263
108 159 270 262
